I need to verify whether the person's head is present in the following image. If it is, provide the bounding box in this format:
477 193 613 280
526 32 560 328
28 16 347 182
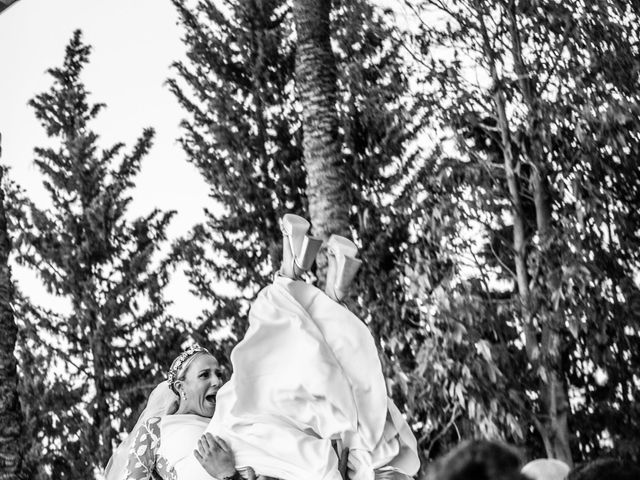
167 345 221 418
427 439 529 480
567 458 640 480
521 458 570 480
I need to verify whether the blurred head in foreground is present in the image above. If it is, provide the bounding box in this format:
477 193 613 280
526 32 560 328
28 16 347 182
567 459 640 480
521 458 570 480
426 439 529 480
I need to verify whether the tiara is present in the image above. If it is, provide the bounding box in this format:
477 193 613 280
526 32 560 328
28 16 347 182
167 345 209 394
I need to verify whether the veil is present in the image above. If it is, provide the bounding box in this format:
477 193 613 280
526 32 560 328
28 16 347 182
104 381 178 480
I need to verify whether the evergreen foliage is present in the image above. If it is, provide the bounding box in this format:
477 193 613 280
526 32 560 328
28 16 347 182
3 0 637 475
12 30 186 478
0 160 27 479
168 0 305 357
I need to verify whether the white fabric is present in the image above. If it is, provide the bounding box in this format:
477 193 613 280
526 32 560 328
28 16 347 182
105 381 178 480
161 414 212 478
204 277 419 480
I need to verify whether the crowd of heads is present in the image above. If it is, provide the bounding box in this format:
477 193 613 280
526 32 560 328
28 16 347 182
426 439 640 480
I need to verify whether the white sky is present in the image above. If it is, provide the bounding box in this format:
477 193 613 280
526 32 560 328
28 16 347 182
0 0 210 320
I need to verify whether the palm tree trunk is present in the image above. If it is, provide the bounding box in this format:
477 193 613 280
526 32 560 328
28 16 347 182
0 139 26 480
0 1 21 15
292 0 351 245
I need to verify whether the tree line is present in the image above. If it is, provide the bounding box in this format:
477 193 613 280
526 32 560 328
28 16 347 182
1 0 639 478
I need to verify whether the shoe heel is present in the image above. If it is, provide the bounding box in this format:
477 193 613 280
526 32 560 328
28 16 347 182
325 234 361 301
296 235 324 271
333 255 362 300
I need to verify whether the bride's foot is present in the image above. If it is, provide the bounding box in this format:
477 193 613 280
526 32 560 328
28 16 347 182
279 214 323 280
324 234 362 302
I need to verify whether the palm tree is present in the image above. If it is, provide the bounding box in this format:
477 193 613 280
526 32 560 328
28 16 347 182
0 0 20 15
292 0 351 242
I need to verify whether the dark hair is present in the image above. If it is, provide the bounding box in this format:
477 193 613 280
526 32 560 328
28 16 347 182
568 458 640 480
427 439 529 480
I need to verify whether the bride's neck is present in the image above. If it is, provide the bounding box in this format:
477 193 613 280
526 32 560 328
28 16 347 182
175 403 197 415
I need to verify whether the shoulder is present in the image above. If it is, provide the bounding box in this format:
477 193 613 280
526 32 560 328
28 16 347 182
130 417 162 458
135 417 162 446
143 416 162 430
126 418 163 478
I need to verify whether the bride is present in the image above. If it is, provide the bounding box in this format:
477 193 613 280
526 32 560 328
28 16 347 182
204 214 419 480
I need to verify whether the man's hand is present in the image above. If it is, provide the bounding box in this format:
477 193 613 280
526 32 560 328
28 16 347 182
194 433 236 479
246 467 279 480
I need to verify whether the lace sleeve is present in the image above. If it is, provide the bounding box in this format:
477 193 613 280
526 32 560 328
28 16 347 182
125 417 162 480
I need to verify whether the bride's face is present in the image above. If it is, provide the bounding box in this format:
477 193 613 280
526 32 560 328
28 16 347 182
179 353 222 418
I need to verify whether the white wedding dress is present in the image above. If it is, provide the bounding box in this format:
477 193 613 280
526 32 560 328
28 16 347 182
202 276 419 480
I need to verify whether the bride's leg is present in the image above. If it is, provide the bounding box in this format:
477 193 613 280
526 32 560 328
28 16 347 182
324 235 362 302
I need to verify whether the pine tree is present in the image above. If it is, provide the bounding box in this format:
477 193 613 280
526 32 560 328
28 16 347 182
0 150 27 479
168 0 305 354
14 30 185 478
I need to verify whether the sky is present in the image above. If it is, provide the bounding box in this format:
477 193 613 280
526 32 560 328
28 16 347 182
0 0 210 319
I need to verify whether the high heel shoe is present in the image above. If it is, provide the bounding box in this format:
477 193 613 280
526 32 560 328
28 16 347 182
325 234 362 302
280 214 323 279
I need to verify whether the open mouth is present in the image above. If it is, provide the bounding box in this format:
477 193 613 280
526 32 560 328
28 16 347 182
205 393 216 404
